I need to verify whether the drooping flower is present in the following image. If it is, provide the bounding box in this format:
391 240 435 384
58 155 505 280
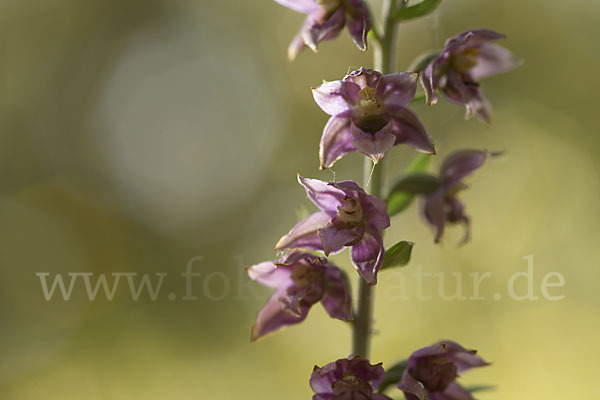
422 150 497 244
420 29 521 123
398 341 489 400
275 0 371 60
311 356 393 400
275 175 390 285
313 67 435 169
247 251 352 342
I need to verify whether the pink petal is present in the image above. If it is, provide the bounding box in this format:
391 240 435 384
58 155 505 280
350 231 384 285
388 107 435 154
379 72 418 108
443 29 506 53
275 211 331 251
319 115 356 169
360 193 391 232
420 62 439 106
247 261 293 289
251 290 309 341
350 125 396 164
274 0 320 14
439 150 489 186
318 224 364 255
430 382 473 400
298 175 346 215
312 82 358 116
440 341 490 373
471 43 521 80
444 69 492 123
302 8 346 52
321 267 353 321
287 25 308 61
422 189 446 243
345 0 371 51
398 370 427 400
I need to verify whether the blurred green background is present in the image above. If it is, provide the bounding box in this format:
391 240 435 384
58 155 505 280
0 0 598 398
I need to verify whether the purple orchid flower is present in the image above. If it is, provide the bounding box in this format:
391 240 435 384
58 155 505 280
247 251 352 342
398 341 489 400
311 356 393 400
422 150 497 244
420 29 521 123
275 175 390 285
275 0 371 60
313 67 435 169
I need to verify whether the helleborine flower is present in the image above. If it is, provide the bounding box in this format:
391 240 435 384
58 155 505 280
312 67 435 169
247 251 352 342
275 0 371 60
422 150 496 244
311 356 393 400
398 341 489 400
420 29 521 123
275 175 390 285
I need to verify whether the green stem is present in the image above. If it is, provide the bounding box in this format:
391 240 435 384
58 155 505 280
352 0 401 358
374 0 403 74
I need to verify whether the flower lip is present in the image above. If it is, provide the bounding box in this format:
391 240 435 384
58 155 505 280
352 114 390 133
290 262 324 289
410 356 458 392
332 374 373 397
337 195 364 226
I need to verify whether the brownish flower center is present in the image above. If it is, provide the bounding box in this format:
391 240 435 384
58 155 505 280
337 196 364 226
355 86 385 118
412 356 458 392
352 86 389 133
316 0 341 12
451 48 481 74
290 263 323 289
283 263 325 312
331 373 373 398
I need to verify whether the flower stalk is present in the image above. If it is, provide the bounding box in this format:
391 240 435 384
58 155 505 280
374 0 402 74
352 0 402 358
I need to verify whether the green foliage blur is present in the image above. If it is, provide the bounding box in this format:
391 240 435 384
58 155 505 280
0 0 598 398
